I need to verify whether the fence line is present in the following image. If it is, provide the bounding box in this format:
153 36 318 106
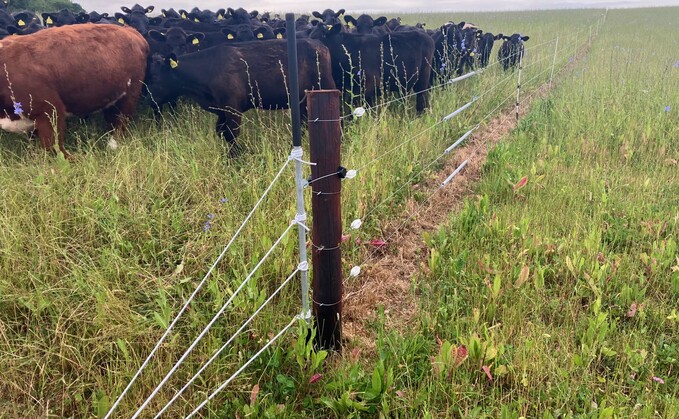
185 316 300 419
131 221 298 418
104 155 294 419
154 265 304 418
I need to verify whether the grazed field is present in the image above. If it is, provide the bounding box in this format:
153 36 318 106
0 7 676 418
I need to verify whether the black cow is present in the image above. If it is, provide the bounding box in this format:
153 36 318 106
146 39 335 151
147 27 205 57
430 22 465 83
310 23 434 113
456 27 481 75
160 8 181 19
12 11 41 28
115 4 154 35
42 9 88 27
344 14 388 35
83 11 109 23
498 33 530 71
477 32 503 67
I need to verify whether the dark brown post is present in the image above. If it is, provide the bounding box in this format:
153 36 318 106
307 89 342 351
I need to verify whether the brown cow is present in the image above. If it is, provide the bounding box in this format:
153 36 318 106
0 24 149 157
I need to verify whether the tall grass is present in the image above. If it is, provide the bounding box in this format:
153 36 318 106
0 8 645 417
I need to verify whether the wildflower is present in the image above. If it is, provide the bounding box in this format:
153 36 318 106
220 197 227 203
665 106 671 113
368 239 387 248
675 60 679 68
207 213 215 220
356 69 362 76
13 101 23 115
203 221 211 232
652 376 665 384
455 345 468 366
569 56 574 63
308 373 323 384
627 302 637 317
482 365 493 381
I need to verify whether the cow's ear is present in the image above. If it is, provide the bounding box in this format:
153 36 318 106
521 36 530 41
328 22 342 35
249 10 259 18
343 15 355 25
503 35 510 40
77 14 90 23
476 30 483 37
101 13 109 18
146 6 154 14
148 17 163 25
6 25 19 35
335 9 345 17
148 29 166 42
457 21 465 28
187 32 204 45
188 12 201 23
179 9 188 19
121 6 132 14
274 28 286 39
221 28 237 40
14 12 31 26
253 26 268 39
114 13 129 25
226 8 235 16
494 33 503 40
41 13 53 25
312 11 323 19
167 53 179 69
216 9 226 20
374 16 387 27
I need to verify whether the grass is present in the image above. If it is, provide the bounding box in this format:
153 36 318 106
1 6 676 418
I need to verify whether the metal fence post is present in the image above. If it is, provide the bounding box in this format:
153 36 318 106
286 13 311 322
307 90 343 351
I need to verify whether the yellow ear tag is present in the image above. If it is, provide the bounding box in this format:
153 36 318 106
194 18 199 22
326 24 332 30
181 12 186 19
162 12 166 17
192 37 199 45
227 33 234 40
276 33 282 39
256 32 263 39
18 19 25 26
118 18 124 24
169 58 179 69
348 22 353 27
217 14 224 20
470 52 475 57
46 16 53 24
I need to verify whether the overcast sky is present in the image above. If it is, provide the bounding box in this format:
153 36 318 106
78 0 679 14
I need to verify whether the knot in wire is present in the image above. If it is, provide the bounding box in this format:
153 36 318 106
298 261 309 272
289 148 316 165
292 215 310 232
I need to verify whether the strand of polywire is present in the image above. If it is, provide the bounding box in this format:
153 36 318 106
522 36 557 53
154 266 302 418
131 222 296 419
185 316 298 419
103 157 292 419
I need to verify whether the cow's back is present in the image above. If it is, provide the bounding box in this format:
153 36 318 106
0 24 149 117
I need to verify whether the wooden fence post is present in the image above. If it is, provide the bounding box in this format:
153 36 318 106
307 90 343 351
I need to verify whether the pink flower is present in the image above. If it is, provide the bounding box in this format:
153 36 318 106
341 234 351 243
455 345 468 366
368 239 387 248
652 376 665 384
627 302 638 317
309 373 323 384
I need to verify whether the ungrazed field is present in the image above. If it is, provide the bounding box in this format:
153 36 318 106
0 7 677 418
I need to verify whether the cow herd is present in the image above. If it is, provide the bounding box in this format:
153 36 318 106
0 3 530 157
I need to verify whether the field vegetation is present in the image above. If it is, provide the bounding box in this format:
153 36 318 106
0 6 676 418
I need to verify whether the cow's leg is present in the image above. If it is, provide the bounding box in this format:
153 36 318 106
33 105 69 158
216 112 243 156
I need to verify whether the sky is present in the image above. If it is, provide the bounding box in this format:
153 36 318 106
78 0 679 14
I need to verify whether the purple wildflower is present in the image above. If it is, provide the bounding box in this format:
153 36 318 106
207 213 215 220
569 56 574 63
203 221 211 232
356 69 362 76
220 197 227 204
13 102 23 115
652 376 665 384
665 106 671 113
675 60 679 68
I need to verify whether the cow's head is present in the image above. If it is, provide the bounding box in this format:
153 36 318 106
226 7 258 24
311 9 345 26
121 4 154 15
13 11 40 28
148 28 205 56
115 10 150 35
147 53 182 106
42 9 78 27
160 8 180 19
309 21 342 40
344 14 387 34
494 33 504 40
